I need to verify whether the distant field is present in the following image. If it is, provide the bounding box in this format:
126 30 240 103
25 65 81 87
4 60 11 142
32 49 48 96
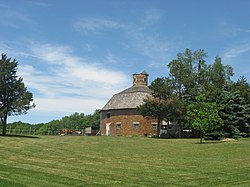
0 136 249 187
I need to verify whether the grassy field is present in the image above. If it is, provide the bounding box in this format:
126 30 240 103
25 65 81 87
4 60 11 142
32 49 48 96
0 136 249 187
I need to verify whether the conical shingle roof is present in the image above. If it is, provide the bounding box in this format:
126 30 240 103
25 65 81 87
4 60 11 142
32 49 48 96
101 85 152 111
101 72 151 111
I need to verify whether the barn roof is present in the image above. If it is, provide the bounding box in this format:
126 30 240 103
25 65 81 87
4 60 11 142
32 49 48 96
101 85 152 111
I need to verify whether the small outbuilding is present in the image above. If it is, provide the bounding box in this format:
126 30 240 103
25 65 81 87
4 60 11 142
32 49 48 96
100 71 158 136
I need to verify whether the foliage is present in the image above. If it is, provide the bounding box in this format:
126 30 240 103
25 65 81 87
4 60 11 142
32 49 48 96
139 48 250 139
5 121 43 135
6 110 100 135
205 57 234 102
187 94 223 143
218 89 250 137
208 56 234 88
149 77 173 100
167 48 208 100
138 95 173 136
0 53 35 135
232 76 250 104
161 49 210 135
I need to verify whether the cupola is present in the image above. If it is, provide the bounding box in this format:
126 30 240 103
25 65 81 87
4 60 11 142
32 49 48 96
132 71 149 86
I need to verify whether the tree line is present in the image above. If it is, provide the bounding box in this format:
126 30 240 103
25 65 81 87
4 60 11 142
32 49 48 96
138 48 250 143
4 110 100 135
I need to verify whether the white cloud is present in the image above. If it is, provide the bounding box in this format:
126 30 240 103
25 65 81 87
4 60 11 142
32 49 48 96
5 42 130 115
73 18 125 33
220 43 250 82
73 15 170 65
128 30 169 60
30 43 128 85
82 44 95 52
33 97 105 114
141 9 163 27
221 44 250 61
237 28 250 33
0 8 34 28
8 97 105 123
73 10 172 66
27 1 51 7
105 51 126 65
73 9 163 34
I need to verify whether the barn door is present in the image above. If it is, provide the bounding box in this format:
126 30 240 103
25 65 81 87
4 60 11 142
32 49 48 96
106 123 111 136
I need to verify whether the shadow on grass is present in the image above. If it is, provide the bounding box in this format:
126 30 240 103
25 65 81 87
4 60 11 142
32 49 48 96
0 134 40 138
148 137 226 144
194 141 224 144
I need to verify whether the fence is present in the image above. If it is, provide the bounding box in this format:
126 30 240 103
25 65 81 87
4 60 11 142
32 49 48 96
1 126 100 136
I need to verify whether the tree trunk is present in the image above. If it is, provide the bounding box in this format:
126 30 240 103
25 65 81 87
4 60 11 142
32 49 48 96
1 115 7 136
157 118 161 137
188 122 191 138
166 121 170 138
200 131 203 143
178 121 182 138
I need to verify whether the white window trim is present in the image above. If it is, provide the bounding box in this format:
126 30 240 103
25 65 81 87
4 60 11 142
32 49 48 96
133 122 140 129
116 122 122 129
152 122 157 130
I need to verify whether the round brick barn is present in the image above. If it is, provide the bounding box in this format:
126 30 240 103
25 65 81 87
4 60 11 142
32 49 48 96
100 71 158 136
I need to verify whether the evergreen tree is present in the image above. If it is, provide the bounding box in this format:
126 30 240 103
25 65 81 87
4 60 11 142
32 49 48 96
219 89 250 137
232 76 250 104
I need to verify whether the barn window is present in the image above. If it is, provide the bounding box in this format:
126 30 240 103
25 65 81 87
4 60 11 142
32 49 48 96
152 123 157 130
107 112 111 118
116 122 122 129
133 122 140 129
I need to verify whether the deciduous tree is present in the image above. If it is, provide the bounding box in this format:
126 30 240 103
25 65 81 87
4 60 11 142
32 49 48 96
138 96 173 137
0 53 35 135
187 94 223 143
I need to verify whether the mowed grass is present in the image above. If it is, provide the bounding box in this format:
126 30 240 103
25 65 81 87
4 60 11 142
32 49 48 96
0 136 249 187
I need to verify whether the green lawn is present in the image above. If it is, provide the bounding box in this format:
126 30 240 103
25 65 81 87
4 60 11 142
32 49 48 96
0 136 249 187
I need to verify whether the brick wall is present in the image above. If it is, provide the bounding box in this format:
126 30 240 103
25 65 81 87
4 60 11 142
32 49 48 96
100 109 158 136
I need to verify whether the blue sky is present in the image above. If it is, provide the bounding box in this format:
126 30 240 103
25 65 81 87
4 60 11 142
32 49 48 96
1 0 249 124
